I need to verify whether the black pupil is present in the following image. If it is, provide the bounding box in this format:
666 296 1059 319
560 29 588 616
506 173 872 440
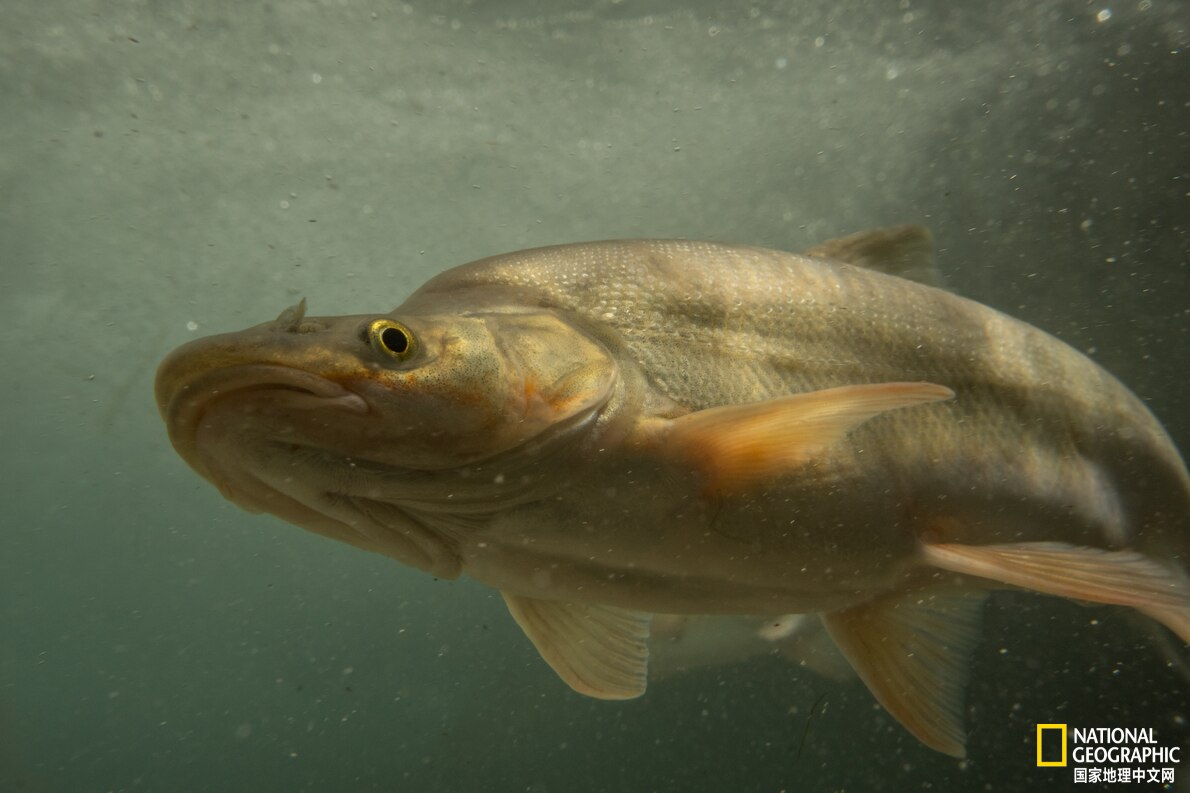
380 326 409 354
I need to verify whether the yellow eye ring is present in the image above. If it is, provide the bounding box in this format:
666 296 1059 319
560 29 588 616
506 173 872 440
366 319 417 361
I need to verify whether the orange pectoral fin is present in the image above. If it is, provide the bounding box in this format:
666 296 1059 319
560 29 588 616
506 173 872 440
660 382 954 493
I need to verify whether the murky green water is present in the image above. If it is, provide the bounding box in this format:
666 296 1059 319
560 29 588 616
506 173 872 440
2 1 1187 790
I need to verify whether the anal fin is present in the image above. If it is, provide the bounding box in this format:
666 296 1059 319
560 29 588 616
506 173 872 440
822 588 987 758
502 592 652 700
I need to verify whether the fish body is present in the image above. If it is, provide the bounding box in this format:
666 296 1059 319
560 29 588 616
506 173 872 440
648 614 852 682
156 227 1190 756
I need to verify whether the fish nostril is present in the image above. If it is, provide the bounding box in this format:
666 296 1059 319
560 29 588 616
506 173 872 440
273 298 308 331
272 298 325 334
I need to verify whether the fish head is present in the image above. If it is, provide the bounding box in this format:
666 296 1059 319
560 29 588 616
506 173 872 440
155 299 618 576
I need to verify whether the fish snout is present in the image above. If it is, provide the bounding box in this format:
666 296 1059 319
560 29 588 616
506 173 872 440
156 350 367 476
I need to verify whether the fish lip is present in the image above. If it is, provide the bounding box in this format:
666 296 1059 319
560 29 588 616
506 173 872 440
158 362 461 576
159 363 368 476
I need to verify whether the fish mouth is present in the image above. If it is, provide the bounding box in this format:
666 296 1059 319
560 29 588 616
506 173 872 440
157 361 462 577
158 363 369 479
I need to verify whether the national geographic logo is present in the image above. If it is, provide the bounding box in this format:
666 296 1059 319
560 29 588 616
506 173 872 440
1037 724 1068 767
1036 724 1180 785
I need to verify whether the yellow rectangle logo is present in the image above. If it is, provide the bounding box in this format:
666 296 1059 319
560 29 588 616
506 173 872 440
1037 724 1067 767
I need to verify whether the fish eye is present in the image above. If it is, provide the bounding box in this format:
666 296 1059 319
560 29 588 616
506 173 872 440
366 319 417 361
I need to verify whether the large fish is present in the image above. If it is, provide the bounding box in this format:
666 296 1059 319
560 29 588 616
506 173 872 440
155 226 1190 756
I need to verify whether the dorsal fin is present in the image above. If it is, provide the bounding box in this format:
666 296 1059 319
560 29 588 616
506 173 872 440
805 225 944 288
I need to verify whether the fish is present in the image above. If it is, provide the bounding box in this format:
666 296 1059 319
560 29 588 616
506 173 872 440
648 613 852 682
155 225 1190 757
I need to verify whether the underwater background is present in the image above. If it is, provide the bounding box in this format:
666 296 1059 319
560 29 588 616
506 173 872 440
1 1 1187 790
